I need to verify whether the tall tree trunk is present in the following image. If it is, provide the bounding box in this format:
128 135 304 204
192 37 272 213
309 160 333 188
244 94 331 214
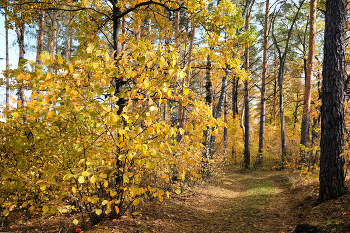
202 56 213 176
5 11 10 110
300 0 317 162
278 63 287 162
170 10 180 127
66 11 73 61
271 0 305 163
257 0 269 164
224 94 228 153
48 10 56 73
273 53 278 126
209 69 229 157
319 0 347 202
177 19 188 142
232 77 238 118
16 21 26 109
112 2 126 115
243 10 251 169
36 10 45 65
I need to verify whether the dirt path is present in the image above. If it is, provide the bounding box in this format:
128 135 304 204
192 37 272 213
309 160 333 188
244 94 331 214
95 169 299 233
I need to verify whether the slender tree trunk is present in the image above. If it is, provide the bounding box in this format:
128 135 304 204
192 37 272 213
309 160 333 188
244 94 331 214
224 94 228 153
112 2 126 115
122 17 126 51
271 0 305 163
243 10 251 169
319 0 347 202
16 21 26 108
202 56 213 176
177 19 188 142
36 10 45 65
232 77 238 118
257 0 269 164
48 10 56 73
170 10 180 127
209 68 229 157
5 11 10 110
66 11 73 61
273 53 278 126
300 0 317 162
278 64 287 162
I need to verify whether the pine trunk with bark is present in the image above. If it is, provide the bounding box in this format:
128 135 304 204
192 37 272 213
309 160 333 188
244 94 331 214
257 0 269 164
243 10 251 169
300 0 317 162
16 21 26 109
36 10 45 65
319 0 347 202
66 11 73 61
48 10 56 73
5 11 10 110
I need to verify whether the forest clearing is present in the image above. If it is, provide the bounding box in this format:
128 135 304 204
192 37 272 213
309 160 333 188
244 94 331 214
1 0 350 232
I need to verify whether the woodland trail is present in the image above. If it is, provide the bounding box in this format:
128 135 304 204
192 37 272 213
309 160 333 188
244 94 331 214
145 169 297 233
92 169 300 233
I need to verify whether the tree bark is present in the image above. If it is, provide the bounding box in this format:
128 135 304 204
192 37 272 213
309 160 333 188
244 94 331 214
36 10 45 65
48 10 56 73
66 11 73 61
112 1 126 115
300 0 317 161
224 94 228 153
5 11 10 110
243 9 251 169
202 56 213 176
232 77 239 118
273 52 277 126
16 21 26 109
319 0 347 202
257 0 269 164
271 0 305 163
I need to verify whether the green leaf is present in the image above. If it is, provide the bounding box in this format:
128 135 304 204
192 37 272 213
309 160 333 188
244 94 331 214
50 207 57 214
97 88 104 97
2 209 9 216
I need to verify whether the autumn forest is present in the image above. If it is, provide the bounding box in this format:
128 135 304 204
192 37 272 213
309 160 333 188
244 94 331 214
0 0 350 232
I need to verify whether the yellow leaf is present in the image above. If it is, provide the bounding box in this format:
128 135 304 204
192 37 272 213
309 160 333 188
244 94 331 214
73 219 79 225
58 55 63 64
102 200 109 206
11 112 19 118
72 187 77 194
96 209 102 215
90 176 97 183
175 189 181 194
78 176 84 183
133 199 139 206
104 180 108 188
82 171 90 177
183 88 190 95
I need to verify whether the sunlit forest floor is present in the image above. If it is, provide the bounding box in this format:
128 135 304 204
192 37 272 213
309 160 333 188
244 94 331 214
2 167 350 232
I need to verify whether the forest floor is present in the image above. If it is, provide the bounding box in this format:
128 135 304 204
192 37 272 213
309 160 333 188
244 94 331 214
2 167 350 232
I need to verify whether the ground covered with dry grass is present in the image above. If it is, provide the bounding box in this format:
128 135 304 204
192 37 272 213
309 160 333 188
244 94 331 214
1 167 350 232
